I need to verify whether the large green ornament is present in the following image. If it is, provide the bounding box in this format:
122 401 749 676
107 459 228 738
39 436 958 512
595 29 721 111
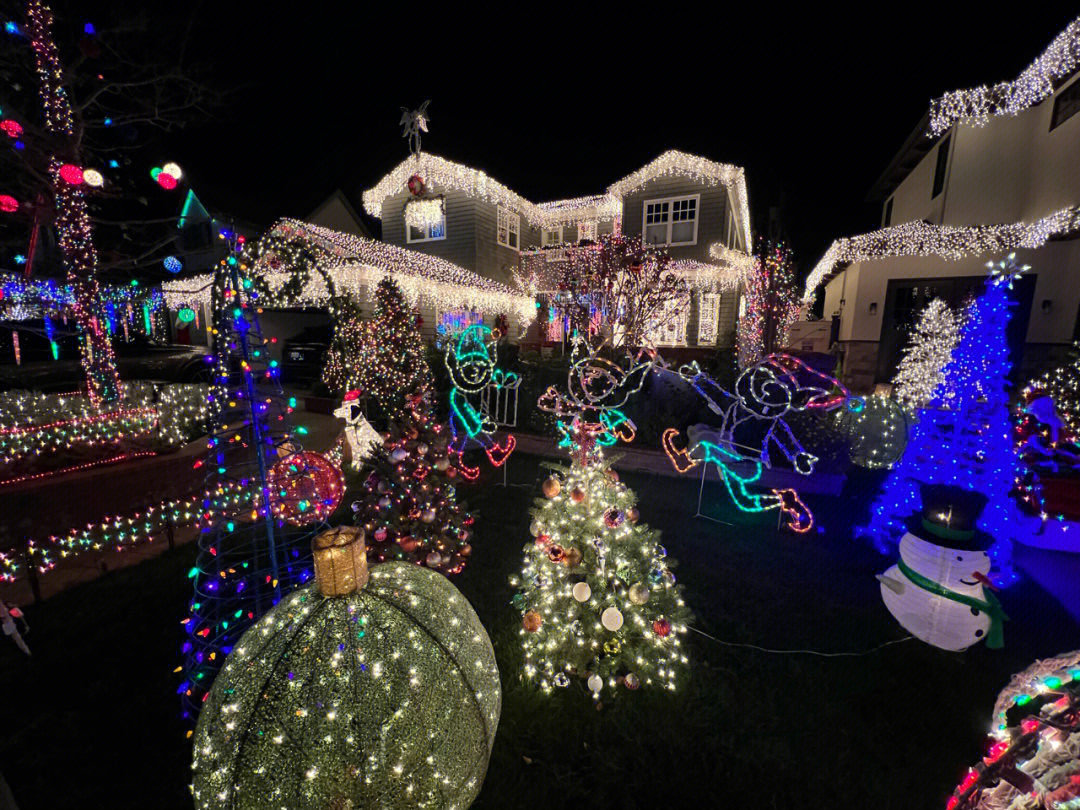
191 526 500 810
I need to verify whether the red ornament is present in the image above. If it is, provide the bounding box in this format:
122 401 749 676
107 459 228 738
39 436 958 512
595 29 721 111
0 120 22 139
58 164 84 185
156 172 178 190
0 195 18 214
547 545 566 563
265 451 344 526
398 536 420 553
652 618 671 637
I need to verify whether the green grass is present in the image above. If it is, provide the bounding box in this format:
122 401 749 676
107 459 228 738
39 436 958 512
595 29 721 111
1 453 1078 809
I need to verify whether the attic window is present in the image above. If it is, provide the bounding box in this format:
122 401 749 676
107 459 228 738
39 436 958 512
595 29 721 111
497 206 520 249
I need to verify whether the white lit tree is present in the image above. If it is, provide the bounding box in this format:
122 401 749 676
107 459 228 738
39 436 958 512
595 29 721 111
891 298 960 411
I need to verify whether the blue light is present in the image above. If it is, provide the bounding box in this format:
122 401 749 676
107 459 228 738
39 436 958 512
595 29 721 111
163 255 183 273
13 254 25 265
103 116 112 126
108 159 119 168
84 22 96 35
4 22 20 35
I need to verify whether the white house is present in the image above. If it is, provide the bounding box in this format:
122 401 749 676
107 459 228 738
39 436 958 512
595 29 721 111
807 17 1080 391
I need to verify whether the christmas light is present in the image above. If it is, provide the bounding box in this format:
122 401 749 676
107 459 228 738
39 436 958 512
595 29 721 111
892 298 962 411
737 240 799 368
81 168 103 187
403 196 445 232
0 195 18 213
445 325 516 476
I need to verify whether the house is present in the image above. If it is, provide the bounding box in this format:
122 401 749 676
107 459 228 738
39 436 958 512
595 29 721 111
807 17 1080 391
361 150 754 351
306 189 372 239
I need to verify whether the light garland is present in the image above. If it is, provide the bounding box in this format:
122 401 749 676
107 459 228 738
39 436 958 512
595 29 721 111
802 207 1080 301
0 450 156 489
737 241 799 368
929 16 1080 136
536 194 622 229
403 196 445 232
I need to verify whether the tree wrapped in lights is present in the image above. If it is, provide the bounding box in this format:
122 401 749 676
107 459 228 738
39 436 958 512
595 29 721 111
862 258 1028 584
736 240 799 369
191 525 500 810
892 298 961 412
320 295 365 394
179 260 337 720
350 391 474 575
1022 341 1080 434
354 277 433 419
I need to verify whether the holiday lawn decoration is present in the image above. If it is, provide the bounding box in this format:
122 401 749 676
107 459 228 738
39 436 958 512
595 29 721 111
877 485 1007 651
862 258 1028 584
891 298 962 412
833 393 909 470
946 650 1080 810
445 324 515 477
333 390 382 470
350 391 474 575
265 450 344 526
192 525 500 810
660 353 856 532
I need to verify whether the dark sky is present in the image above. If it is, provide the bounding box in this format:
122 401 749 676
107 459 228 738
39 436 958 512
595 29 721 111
163 2 1079 274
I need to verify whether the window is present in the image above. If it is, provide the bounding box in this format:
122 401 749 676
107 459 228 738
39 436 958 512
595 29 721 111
698 293 721 345
541 226 563 247
932 135 950 199
577 220 598 242
406 202 446 243
497 206 520 249
645 298 688 346
643 194 699 246
1051 78 1080 130
883 197 894 227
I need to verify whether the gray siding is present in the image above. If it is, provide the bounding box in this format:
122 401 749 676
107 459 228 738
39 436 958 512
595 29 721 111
622 176 729 263
382 187 479 272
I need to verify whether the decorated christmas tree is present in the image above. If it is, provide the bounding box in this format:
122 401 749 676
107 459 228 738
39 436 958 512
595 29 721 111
354 277 433 420
862 257 1028 584
891 297 960 412
179 260 342 720
350 392 474 574
321 295 366 395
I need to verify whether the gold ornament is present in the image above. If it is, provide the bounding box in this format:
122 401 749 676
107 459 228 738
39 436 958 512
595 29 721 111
542 477 561 498
522 610 543 633
563 547 582 568
570 487 586 504
626 507 640 524
604 639 621 655
312 526 368 597
628 582 650 605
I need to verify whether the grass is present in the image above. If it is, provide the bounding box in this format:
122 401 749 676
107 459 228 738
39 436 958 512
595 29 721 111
1 453 1079 809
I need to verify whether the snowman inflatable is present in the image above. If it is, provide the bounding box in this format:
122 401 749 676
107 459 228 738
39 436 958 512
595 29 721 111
877 485 1008 651
333 390 383 470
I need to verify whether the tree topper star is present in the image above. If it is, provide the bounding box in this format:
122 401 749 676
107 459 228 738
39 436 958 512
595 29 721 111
400 100 431 157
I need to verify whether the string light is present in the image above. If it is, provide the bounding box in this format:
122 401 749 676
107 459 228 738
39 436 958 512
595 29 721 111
892 298 962 412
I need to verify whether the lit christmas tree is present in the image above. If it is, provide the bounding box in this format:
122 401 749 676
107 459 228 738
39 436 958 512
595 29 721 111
355 277 433 420
862 256 1029 584
891 298 961 412
320 295 366 395
179 257 342 720
350 391 475 575
736 240 800 369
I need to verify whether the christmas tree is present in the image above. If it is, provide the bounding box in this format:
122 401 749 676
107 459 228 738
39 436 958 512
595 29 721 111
511 421 689 699
736 240 800 369
321 295 366 395
863 257 1028 584
350 392 475 575
354 277 433 420
891 298 960 412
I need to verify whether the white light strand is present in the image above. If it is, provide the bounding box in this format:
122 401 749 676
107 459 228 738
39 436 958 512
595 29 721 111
403 197 445 232
535 195 622 229
802 207 1080 301
708 243 757 276
929 16 1080 137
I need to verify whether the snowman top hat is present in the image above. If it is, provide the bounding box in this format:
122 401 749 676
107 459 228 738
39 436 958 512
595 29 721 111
906 484 993 552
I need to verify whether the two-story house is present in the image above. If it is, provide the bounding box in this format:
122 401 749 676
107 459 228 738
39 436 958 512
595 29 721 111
362 150 754 350
808 17 1080 391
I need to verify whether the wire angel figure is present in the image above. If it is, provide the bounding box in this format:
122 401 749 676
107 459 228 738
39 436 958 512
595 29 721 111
400 100 431 157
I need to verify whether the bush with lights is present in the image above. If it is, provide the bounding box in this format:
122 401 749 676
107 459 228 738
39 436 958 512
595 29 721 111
511 432 689 699
892 298 961 413
191 525 500 810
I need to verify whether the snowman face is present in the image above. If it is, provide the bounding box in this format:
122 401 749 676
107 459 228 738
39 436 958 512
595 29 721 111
898 533 991 594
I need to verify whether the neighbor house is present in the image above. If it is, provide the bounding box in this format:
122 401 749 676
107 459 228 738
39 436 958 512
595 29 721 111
361 150 754 351
806 17 1080 391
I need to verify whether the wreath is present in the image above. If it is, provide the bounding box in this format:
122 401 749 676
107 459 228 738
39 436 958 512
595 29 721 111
407 173 426 197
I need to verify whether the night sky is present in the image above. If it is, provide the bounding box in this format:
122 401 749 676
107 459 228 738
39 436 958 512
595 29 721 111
158 2 1079 275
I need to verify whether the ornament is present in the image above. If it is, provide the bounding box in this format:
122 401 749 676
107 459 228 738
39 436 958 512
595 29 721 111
266 451 344 526
161 161 183 180
425 551 443 568
572 582 592 602
191 528 500 810
605 469 619 482
601 607 624 632
628 583 650 605
391 447 408 463
603 639 621 655
378 496 392 509
434 457 450 471
542 477 561 498
82 169 104 188
530 520 543 537
603 508 624 529
587 673 603 694
421 507 437 524
570 487 586 504
522 610 543 632
58 164 84 184
373 527 388 543
547 545 566 564
563 547 582 568
553 672 570 688
417 443 429 455
0 195 18 213
535 534 551 549
652 618 671 637
626 507 640 524
398 536 420 553
623 672 640 690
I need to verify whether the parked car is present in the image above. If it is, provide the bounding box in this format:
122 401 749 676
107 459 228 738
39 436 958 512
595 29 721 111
281 325 332 388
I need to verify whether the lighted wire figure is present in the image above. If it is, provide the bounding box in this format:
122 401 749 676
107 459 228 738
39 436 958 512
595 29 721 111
445 324 516 479
660 353 862 532
537 336 653 461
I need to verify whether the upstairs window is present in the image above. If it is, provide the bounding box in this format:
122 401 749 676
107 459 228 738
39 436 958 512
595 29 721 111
643 194 698 246
1051 78 1080 130
883 197 894 227
497 206 520 249
406 203 445 243
541 226 563 247
932 135 951 199
577 220 598 242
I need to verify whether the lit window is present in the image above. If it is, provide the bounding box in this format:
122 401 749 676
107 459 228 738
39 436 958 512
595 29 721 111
406 205 445 243
497 206 520 250
541 226 563 247
577 221 598 242
643 195 698 246
645 298 688 346
698 292 721 344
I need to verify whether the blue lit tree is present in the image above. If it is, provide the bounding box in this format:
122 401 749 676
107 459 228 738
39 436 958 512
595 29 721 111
863 257 1029 584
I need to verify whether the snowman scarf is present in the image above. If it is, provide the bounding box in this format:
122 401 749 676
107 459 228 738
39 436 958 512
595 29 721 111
896 559 1009 649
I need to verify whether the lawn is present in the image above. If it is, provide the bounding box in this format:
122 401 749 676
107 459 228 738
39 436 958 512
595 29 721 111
1 453 1078 809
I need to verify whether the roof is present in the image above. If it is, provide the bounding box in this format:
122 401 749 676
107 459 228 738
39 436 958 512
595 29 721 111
801 207 1080 301
362 149 752 248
